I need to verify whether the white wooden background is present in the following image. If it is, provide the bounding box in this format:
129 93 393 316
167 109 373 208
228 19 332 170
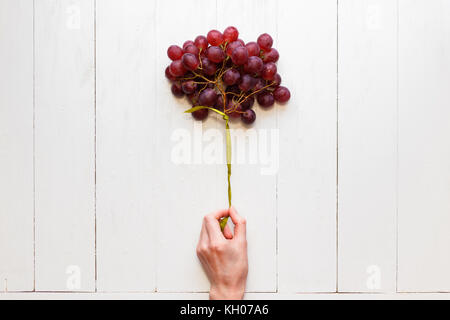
1 0 450 299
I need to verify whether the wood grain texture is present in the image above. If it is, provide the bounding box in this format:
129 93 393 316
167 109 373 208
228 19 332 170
0 0 34 292
217 0 278 292
155 0 219 292
277 0 337 292
96 0 157 291
34 0 95 291
398 0 450 292
338 0 397 292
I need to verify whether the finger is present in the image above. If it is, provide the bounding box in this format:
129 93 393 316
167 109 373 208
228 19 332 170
223 223 233 240
229 206 246 240
204 214 225 242
212 208 230 220
199 219 209 244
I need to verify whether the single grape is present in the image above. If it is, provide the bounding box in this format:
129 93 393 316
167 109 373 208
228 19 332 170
239 74 255 92
246 42 261 57
188 91 200 105
207 30 224 46
194 35 208 51
181 80 197 94
231 46 249 65
171 82 184 97
240 95 255 110
181 53 200 71
226 41 243 56
227 100 243 118
184 44 200 56
272 73 282 87
241 109 256 124
253 78 267 91
169 60 187 77
223 26 239 43
257 33 273 51
273 86 291 103
201 57 217 76
244 56 264 74
206 46 225 63
183 40 195 50
261 62 277 80
257 91 275 108
199 88 217 106
223 69 241 86
167 45 184 61
215 94 225 112
165 66 176 81
262 48 279 63
192 108 209 121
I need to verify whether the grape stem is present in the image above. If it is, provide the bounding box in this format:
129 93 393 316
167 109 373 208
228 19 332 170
187 61 278 231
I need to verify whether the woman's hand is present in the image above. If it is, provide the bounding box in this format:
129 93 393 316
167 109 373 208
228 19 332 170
196 206 248 300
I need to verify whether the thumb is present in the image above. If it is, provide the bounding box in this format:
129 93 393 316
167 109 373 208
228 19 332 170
229 206 246 240
223 223 233 239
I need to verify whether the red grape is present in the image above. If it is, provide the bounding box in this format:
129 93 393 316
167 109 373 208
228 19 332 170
236 39 245 46
181 80 197 94
231 46 249 65
184 44 200 56
257 33 273 51
257 91 275 108
241 109 256 124
223 69 241 86
261 62 277 80
244 56 264 74
169 60 187 77
171 82 184 97
239 74 255 92
215 94 225 111
199 88 217 106
246 42 261 57
206 46 225 63
223 26 239 43
227 100 243 118
262 48 279 63
240 95 255 110
226 41 243 56
181 53 200 71
273 86 291 103
167 45 184 61
201 57 217 76
183 40 195 50
194 35 208 51
165 66 176 81
272 73 282 87
192 108 209 121
253 78 266 91
207 30 224 46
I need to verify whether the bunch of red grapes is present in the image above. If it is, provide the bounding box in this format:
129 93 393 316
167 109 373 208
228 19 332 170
165 26 290 124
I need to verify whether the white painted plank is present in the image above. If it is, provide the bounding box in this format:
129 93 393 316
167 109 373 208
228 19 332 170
35 0 95 291
338 0 397 292
398 0 450 292
96 0 156 291
155 0 219 292
0 0 34 292
217 0 278 292
277 0 337 292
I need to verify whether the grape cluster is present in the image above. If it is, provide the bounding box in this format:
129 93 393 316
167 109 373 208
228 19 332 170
165 26 290 125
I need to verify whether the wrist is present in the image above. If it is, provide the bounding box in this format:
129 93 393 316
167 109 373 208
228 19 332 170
210 284 245 300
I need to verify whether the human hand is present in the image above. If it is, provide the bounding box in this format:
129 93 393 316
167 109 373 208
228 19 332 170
196 206 248 300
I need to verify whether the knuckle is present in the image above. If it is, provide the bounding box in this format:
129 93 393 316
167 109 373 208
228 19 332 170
210 242 224 252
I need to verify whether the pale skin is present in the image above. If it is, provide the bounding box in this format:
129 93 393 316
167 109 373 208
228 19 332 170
196 206 248 300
